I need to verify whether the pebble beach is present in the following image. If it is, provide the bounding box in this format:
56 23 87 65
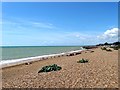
2 47 118 88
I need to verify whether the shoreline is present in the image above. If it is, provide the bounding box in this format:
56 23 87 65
1 49 85 68
2 47 118 88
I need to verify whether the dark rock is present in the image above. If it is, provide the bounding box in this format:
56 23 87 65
75 52 81 55
90 51 94 53
83 46 97 49
69 53 75 56
25 62 32 65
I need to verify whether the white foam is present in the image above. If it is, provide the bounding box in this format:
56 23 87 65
0 49 85 68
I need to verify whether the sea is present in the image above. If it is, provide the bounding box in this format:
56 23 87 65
0 46 84 68
1 46 83 60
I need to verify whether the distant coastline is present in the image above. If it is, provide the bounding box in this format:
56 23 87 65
0 45 93 48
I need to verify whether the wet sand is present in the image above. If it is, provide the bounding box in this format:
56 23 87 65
2 47 118 88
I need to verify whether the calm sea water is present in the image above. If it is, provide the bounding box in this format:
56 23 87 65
1 46 83 60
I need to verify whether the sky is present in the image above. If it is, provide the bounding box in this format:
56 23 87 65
2 2 118 46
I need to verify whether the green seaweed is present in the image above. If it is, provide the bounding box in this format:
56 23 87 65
77 58 88 63
38 64 62 73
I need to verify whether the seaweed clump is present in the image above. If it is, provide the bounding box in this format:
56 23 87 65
38 64 62 73
77 58 88 63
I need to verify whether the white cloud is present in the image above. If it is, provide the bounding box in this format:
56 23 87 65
2 19 56 35
75 34 80 37
31 22 55 29
74 34 87 40
74 33 94 40
97 28 119 42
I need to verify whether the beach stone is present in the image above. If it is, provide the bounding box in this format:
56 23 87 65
75 52 81 55
25 62 32 65
90 51 94 53
69 53 75 56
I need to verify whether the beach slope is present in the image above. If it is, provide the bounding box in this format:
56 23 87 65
2 47 118 88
